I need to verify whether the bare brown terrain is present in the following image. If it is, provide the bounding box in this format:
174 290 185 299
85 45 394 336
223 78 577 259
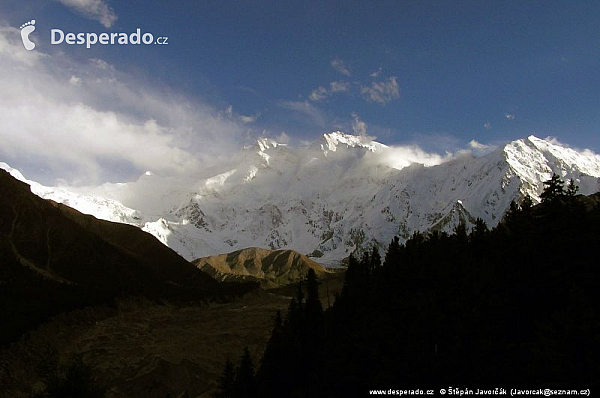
1 290 290 398
1 268 345 398
193 247 332 288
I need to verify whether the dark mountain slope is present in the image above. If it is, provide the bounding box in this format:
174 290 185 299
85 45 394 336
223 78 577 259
51 201 217 292
0 169 224 345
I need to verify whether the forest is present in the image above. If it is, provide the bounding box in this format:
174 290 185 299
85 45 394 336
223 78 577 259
220 175 600 397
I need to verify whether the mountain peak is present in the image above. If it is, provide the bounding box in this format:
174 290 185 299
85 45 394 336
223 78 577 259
256 137 283 152
502 135 600 202
321 131 386 153
4 135 600 265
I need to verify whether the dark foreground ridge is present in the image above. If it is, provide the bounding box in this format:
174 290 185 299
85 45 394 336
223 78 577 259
0 169 255 346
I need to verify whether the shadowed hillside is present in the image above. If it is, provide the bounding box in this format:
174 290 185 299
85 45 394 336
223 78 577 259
0 169 244 346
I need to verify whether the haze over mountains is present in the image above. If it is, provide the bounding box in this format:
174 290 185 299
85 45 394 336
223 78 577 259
2 133 600 265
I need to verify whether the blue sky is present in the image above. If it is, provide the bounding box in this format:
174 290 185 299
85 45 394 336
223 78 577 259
1 0 599 184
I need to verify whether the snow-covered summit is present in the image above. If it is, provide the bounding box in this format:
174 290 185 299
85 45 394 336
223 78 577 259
503 136 600 202
3 134 600 265
256 137 283 152
321 131 386 154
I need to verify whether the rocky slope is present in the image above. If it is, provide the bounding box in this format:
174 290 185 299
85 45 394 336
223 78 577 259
193 247 330 288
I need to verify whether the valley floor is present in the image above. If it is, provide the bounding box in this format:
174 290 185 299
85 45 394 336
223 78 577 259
0 290 291 398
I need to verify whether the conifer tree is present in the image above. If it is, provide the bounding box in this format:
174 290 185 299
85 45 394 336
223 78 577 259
370 245 382 273
295 282 305 310
215 359 236 398
471 218 489 241
286 296 301 337
506 200 521 224
303 269 326 395
540 173 565 203
304 269 324 345
341 254 360 299
509 199 520 213
384 236 401 267
567 178 579 196
234 347 256 398
361 250 371 273
259 311 284 375
304 268 324 351
305 269 322 317
257 312 285 398
521 195 534 213
454 221 468 241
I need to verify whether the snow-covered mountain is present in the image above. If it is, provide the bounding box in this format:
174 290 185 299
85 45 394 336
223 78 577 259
0 162 143 224
3 133 600 265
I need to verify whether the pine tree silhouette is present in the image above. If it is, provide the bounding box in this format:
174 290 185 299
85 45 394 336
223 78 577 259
567 178 579 196
521 195 534 212
255 193 600 392
215 359 235 398
234 347 256 398
540 173 565 203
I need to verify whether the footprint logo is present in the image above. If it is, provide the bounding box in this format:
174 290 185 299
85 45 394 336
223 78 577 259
20 20 36 51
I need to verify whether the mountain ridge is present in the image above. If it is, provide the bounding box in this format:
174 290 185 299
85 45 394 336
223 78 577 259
2 134 600 265
193 247 330 288
0 168 226 344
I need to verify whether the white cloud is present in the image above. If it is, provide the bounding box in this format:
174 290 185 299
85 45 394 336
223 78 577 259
275 132 291 144
278 100 326 127
361 136 504 171
56 0 118 28
483 122 491 130
89 57 114 70
222 105 260 124
329 81 350 93
239 114 259 124
370 145 449 171
370 68 382 78
0 25 46 66
69 75 82 85
374 138 502 171
468 140 497 156
360 76 400 105
351 112 368 136
305 71 399 107
0 22 244 185
330 58 351 76
505 113 515 120
309 81 350 102
309 86 328 101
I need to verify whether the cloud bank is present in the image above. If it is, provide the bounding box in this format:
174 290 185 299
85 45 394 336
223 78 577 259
56 0 118 28
0 23 244 185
